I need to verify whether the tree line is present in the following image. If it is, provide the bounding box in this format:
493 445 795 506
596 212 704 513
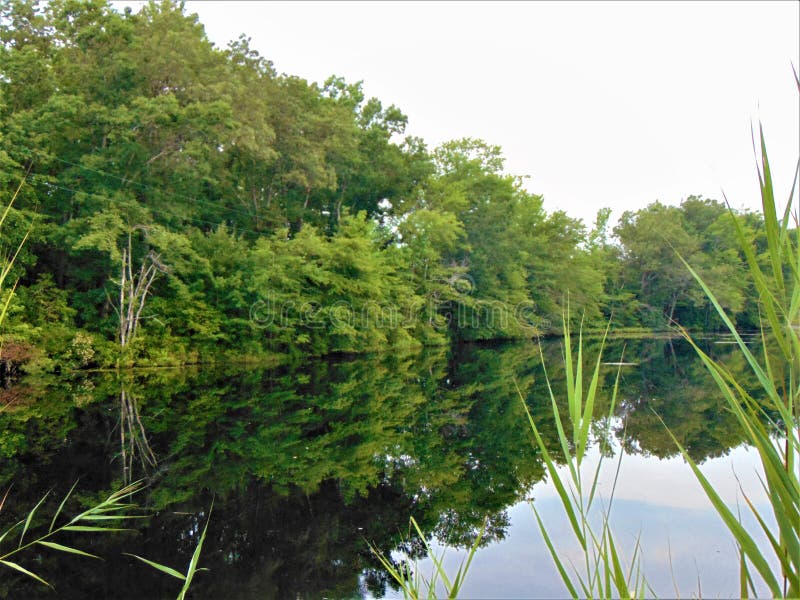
0 0 765 370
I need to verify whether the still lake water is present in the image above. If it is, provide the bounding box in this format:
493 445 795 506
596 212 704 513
0 336 773 598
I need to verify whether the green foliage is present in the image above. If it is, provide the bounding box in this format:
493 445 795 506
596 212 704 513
613 197 752 329
0 0 771 368
0 0 673 365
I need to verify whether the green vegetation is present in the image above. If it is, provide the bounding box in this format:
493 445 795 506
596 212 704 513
673 124 799 597
126 505 212 600
483 125 797 597
0 481 144 587
1 0 796 598
370 516 484 600
523 324 649 599
0 0 770 373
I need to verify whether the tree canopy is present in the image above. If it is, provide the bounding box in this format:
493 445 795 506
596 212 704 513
0 0 767 371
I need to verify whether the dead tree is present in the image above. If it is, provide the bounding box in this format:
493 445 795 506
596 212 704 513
115 231 169 349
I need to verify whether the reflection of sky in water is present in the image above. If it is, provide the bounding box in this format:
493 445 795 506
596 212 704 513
380 445 777 599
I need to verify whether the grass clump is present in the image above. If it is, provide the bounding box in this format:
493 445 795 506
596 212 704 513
370 516 484 600
520 322 649 599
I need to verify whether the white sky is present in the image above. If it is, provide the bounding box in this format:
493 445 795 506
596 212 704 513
124 1 799 227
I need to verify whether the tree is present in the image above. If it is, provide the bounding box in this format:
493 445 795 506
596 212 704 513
614 197 752 328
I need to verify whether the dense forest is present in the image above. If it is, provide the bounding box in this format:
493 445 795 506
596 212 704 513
0 0 766 371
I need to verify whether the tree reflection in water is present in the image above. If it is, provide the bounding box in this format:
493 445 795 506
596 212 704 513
0 337 757 598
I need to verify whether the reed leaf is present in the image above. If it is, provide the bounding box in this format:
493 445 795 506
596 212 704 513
178 505 212 600
49 480 78 533
0 559 50 587
18 492 48 548
369 516 484 599
37 541 100 559
126 554 187 580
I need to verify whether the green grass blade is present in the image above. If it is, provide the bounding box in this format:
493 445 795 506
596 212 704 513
664 423 782 595
745 487 798 589
606 528 631 599
125 553 186 580
739 549 748 600
722 192 792 359
368 542 417 599
18 492 48 548
62 525 126 533
415 525 454 594
578 326 608 464
532 351 580 490
677 256 782 401
37 541 100 560
520 393 585 548
0 521 23 545
49 481 78 533
755 124 786 297
573 325 584 450
178 504 213 600
80 514 147 521
0 559 51 587
532 506 580 599
563 314 576 424
448 518 484 597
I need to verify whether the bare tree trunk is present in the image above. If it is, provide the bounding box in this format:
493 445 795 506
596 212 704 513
116 232 166 351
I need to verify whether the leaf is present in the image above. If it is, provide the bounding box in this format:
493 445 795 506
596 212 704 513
19 491 49 548
532 506 580 599
664 421 783 596
125 553 186 581
178 504 213 600
80 514 146 521
0 559 51 587
37 541 99 559
50 481 78 533
62 525 126 533
0 520 22 545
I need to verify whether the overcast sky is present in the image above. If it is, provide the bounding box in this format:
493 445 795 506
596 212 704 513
127 1 799 227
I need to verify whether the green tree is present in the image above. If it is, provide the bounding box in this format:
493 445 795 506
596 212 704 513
614 197 752 328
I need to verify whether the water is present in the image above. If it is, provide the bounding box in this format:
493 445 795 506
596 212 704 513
0 337 773 598
376 445 772 599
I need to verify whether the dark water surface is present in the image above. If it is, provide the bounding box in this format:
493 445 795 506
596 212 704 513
0 337 764 599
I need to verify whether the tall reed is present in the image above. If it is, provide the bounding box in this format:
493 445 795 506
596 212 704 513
370 516 484 600
674 121 799 597
0 481 145 587
520 324 649 599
